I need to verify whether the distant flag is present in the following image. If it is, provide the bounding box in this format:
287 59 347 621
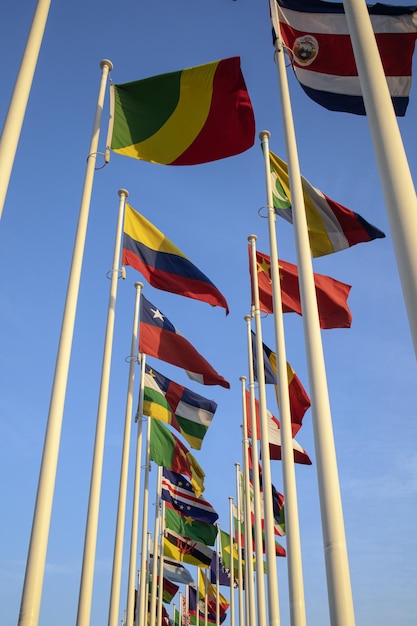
148 574 179 604
251 330 310 435
248 480 286 537
140 295 230 388
246 391 312 465
250 248 352 329
123 204 229 313
150 419 205 496
209 552 237 588
269 151 386 257
161 468 219 524
188 585 227 625
233 508 286 557
150 555 194 585
198 569 230 616
274 0 417 116
247 450 286 530
143 364 218 450
164 503 218 546
163 529 214 568
220 529 243 578
108 56 255 165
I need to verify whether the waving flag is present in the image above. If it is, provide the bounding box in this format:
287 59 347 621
123 205 229 313
274 0 417 116
150 420 205 496
163 529 214 568
188 585 227 625
250 248 352 329
143 365 217 450
140 295 230 388
108 56 255 164
164 504 217 546
209 552 237 588
251 331 310 435
246 391 312 465
198 569 230 616
150 555 194 585
161 468 219 524
269 151 385 257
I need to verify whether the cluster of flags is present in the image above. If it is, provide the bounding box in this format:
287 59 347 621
101 4 417 625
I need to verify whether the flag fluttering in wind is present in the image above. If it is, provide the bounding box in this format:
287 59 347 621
209 552 237 588
140 295 230 388
150 555 194 585
108 56 255 164
150 419 205 496
123 204 229 313
274 0 417 116
164 503 218 546
143 364 217 450
188 585 227 625
163 529 214 568
148 575 179 604
233 508 286 557
246 391 312 464
161 468 219 524
269 150 386 257
198 569 230 616
251 331 310 435
250 248 352 329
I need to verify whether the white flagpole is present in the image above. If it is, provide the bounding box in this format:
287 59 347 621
248 235 281 626
137 384 152 626
343 0 417 357
0 0 52 219
126 352 147 626
150 466 163 626
269 2 355 624
157 500 166 626
244 313 267 626
77 187 129 626
17 58 112 626
108 281 143 626
239 377 256 626
259 130 307 626
227 498 235 626
234 463 245 626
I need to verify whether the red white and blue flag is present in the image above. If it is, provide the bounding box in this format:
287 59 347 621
161 468 219 525
274 0 417 115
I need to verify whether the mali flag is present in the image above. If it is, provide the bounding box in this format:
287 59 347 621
108 57 255 165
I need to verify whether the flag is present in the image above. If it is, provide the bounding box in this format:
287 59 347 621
161 468 219 524
164 503 218 546
140 295 230 388
247 452 286 531
248 480 286 537
123 204 229 314
246 391 312 465
108 56 255 165
269 151 386 257
274 0 417 116
150 555 194 585
198 569 230 616
150 420 205 496
233 510 286 557
163 529 214 568
143 364 217 450
250 248 352 329
251 331 310 436
209 552 237 588
220 529 243 578
148 575 179 604
188 585 227 625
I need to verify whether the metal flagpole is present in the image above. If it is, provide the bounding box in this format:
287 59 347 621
239 376 256 626
243 317 267 626
343 0 417 358
234 463 245 626
157 500 166 626
126 352 147 626
227 499 235 626
248 235 281 626
108 280 143 626
259 130 307 626
17 59 112 626
149 466 162 626
76 187 129 626
0 0 52 219
269 2 355 623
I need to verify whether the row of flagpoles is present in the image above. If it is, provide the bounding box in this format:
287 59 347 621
4 2 417 626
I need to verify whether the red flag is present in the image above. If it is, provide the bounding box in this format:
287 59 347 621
140 294 230 388
246 391 312 465
249 248 352 329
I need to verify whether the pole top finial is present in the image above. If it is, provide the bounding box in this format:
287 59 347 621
259 130 271 141
239 375 247 382
100 59 113 71
244 314 251 322
118 188 129 198
248 234 257 242
134 282 143 289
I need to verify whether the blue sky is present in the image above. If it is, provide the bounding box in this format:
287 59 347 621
1 1 416 625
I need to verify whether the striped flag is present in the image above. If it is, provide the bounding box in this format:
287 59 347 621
161 468 219 524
